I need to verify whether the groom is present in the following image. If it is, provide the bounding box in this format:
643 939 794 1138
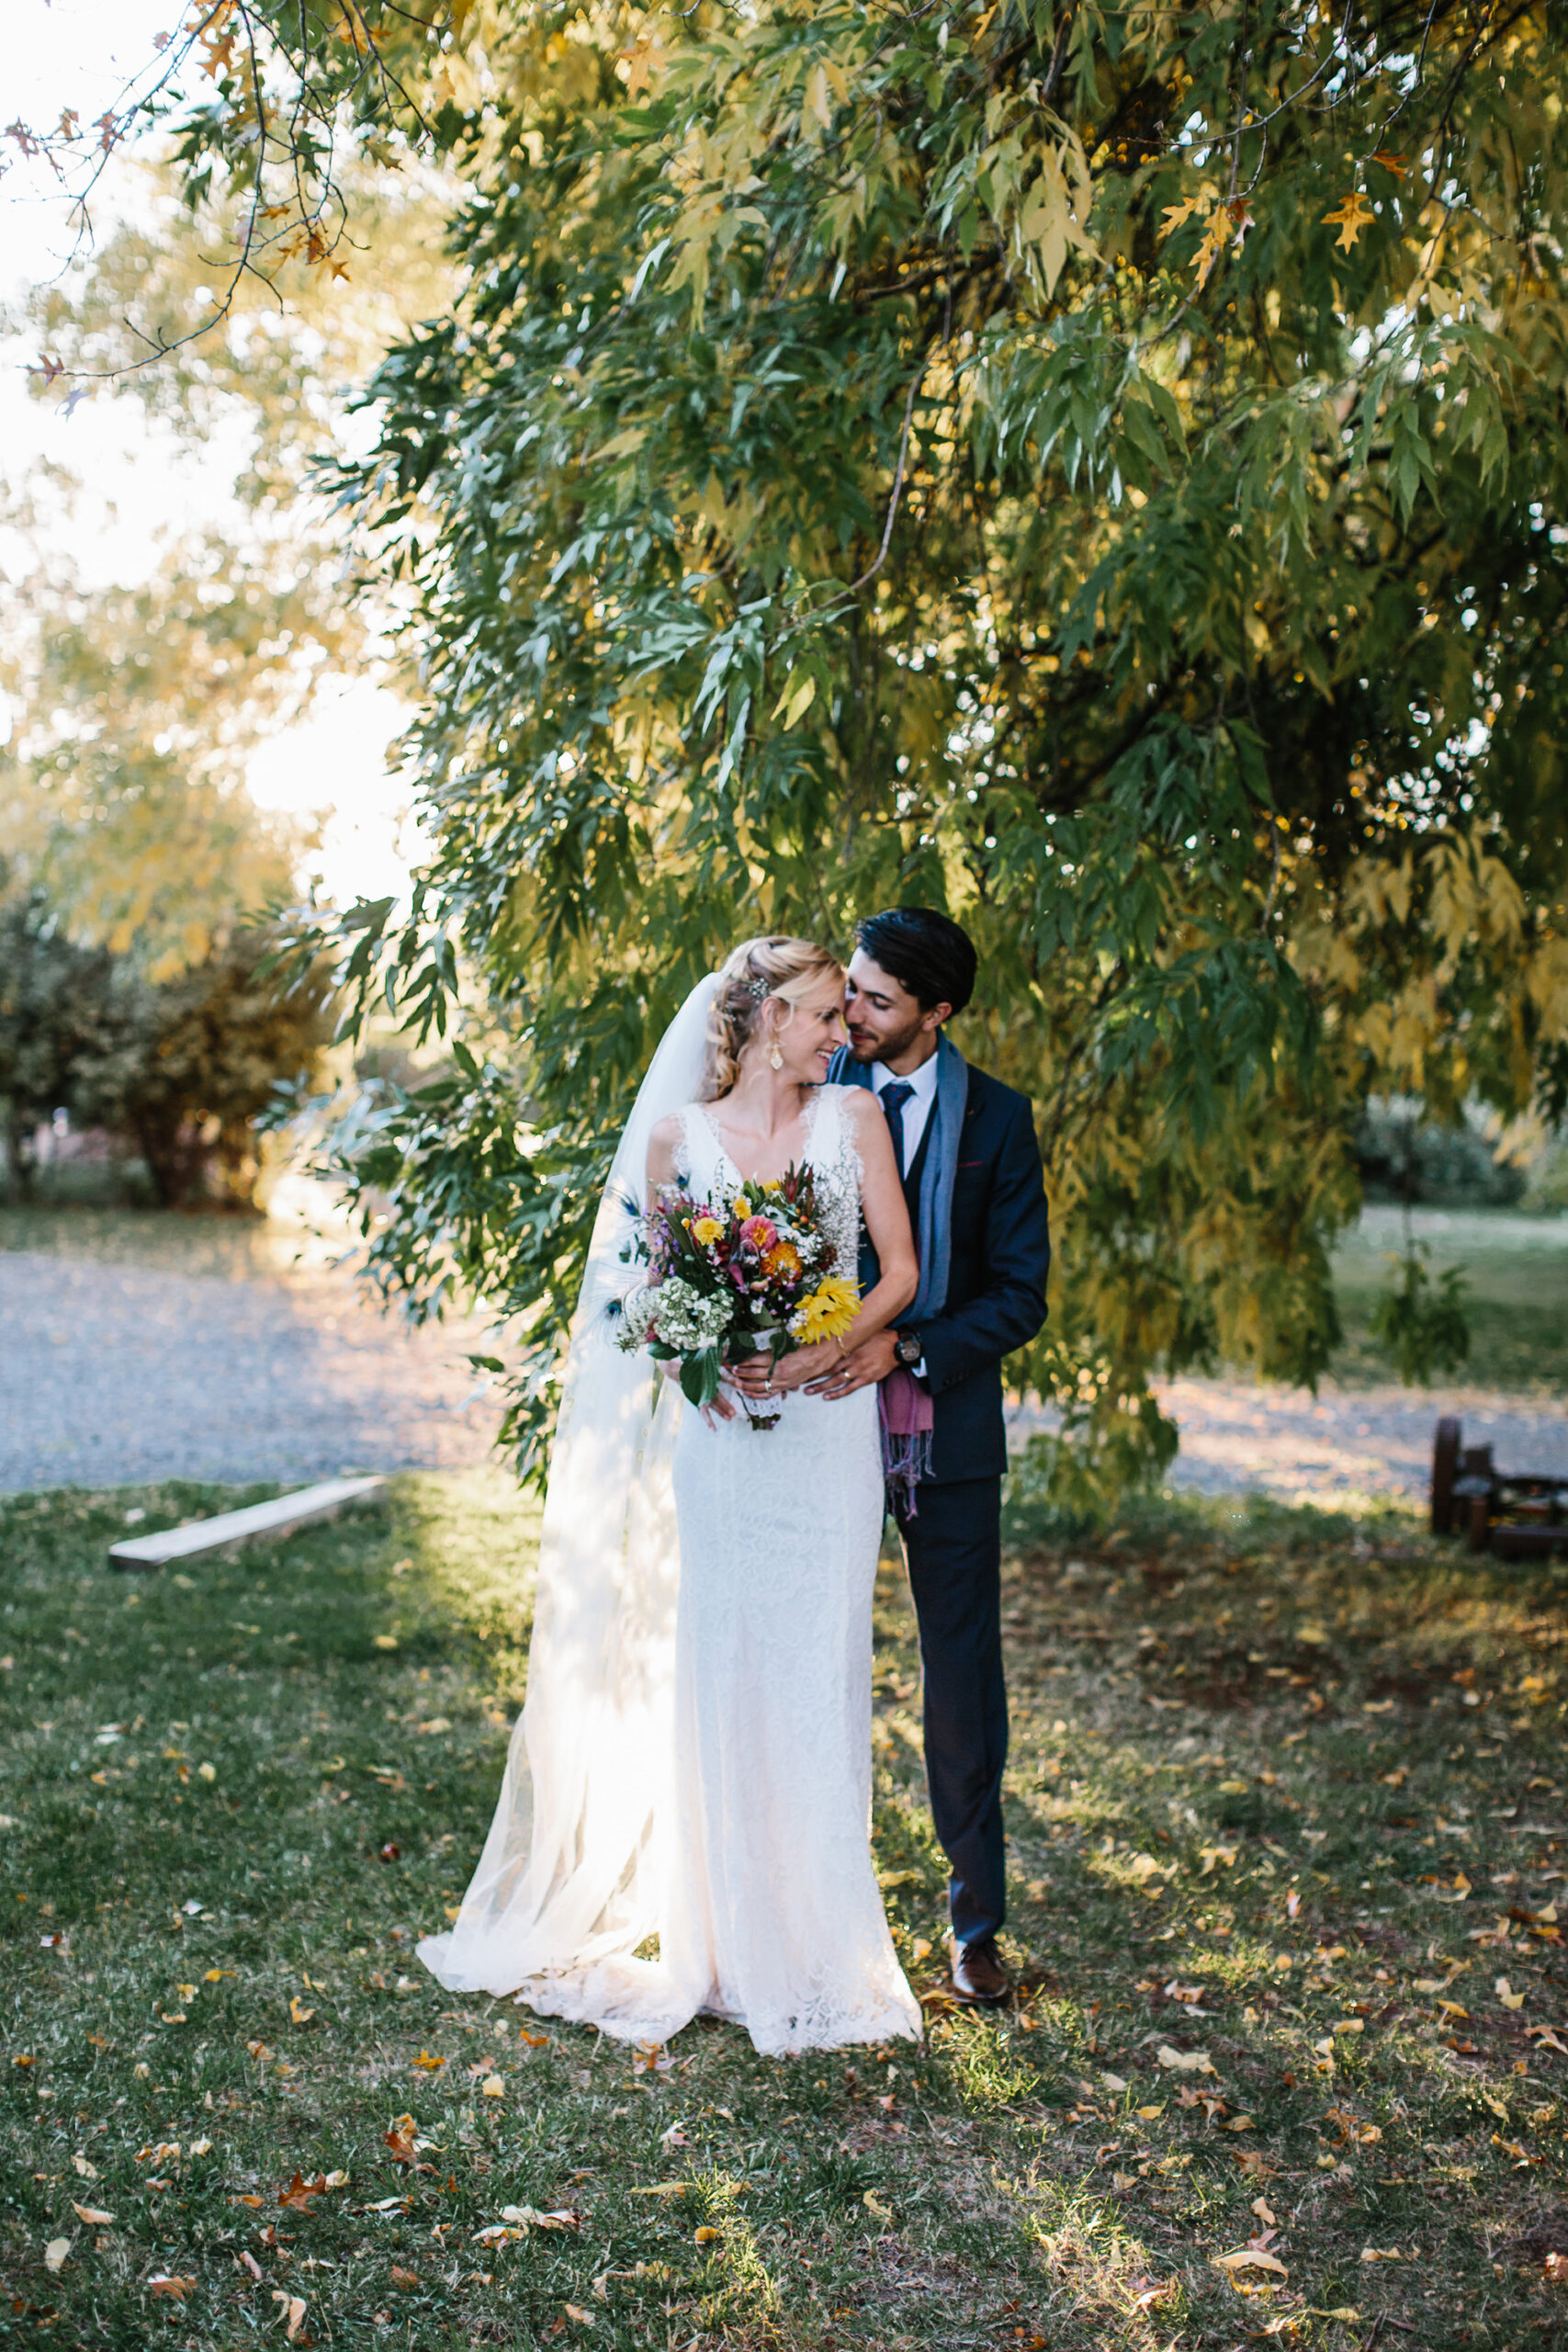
813 909 1050 2007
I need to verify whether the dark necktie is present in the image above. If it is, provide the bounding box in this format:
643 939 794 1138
880 1080 916 1178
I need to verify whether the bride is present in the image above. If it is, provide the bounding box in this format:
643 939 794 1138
420 936 924 2054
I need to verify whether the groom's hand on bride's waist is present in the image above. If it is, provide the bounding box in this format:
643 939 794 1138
807 1328 898 1399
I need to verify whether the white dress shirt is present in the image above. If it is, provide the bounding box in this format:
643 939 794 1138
869 1053 940 1378
870 1050 940 1170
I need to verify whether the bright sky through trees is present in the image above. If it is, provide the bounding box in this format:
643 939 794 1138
2 0 422 906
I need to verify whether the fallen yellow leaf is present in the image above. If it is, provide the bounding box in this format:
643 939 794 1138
43 2237 71 2273
480 2074 505 2098
1215 2247 1289 2278
1156 2044 1214 2075
73 2202 115 2225
373 1634 400 1650
1359 2246 1406 2264
150 2273 197 2299
1496 1977 1525 2010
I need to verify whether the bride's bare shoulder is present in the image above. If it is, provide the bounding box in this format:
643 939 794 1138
828 1082 877 1125
646 1109 692 1182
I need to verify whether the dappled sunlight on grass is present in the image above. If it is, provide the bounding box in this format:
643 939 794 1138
0 1473 1562 2345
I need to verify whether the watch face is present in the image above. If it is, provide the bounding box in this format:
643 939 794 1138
897 1332 920 1366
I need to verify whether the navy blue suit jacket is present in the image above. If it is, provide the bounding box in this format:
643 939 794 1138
830 1054 1051 1485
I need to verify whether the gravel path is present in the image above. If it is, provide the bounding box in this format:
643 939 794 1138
4 1228 1564 1503
1145 1374 1568 1504
0 1249 503 1493
1003 1377 1568 1510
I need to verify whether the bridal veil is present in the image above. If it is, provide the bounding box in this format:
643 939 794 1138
417 975 718 2022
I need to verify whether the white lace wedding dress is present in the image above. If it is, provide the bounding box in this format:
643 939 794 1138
654 1088 921 2053
419 1068 919 2058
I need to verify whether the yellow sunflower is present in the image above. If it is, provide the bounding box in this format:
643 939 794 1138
789 1276 860 1344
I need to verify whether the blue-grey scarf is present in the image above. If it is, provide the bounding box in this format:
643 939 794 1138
831 1031 968 1319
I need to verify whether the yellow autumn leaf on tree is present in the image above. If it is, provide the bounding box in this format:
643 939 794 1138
771 670 818 728
1322 191 1375 252
1160 186 1215 237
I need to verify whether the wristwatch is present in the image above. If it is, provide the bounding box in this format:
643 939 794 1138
893 1329 923 1370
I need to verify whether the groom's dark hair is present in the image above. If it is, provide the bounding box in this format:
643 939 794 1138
854 907 977 1017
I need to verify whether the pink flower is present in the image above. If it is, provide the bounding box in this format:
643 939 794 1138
739 1215 778 1251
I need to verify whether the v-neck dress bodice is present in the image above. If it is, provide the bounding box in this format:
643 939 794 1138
675 1086 862 1285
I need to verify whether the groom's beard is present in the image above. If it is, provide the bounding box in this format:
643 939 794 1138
843 1013 927 1066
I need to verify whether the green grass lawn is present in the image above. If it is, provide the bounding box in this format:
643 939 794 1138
1330 1207 1568 1393
3 1471 1565 2348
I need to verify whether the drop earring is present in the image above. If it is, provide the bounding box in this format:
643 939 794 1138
769 1043 784 1069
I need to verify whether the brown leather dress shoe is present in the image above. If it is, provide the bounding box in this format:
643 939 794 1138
949 1934 1011 2007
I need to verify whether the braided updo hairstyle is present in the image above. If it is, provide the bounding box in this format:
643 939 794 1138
700 935 844 1102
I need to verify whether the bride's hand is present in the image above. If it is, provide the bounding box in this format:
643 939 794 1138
660 1359 735 1425
728 1343 831 1398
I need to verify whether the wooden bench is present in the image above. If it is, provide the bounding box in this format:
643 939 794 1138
107 1476 389 1572
1431 1418 1568 1560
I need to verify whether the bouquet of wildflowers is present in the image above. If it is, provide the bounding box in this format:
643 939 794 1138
616 1164 859 1424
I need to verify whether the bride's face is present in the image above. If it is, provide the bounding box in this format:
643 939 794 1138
765 976 847 1088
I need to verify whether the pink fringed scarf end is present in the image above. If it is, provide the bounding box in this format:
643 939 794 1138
879 1366 933 1517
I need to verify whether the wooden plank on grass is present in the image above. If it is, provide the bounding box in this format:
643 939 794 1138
107 1476 389 1572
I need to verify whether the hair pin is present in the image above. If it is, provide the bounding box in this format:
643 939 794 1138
747 975 769 1001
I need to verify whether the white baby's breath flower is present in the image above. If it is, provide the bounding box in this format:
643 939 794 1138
615 1282 660 1351
649 1277 731 1351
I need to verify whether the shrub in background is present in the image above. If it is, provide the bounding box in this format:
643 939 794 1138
1353 1102 1529 1211
0 883 333 1209
0 884 115 1200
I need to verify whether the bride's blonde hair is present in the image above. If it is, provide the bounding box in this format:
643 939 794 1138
701 934 844 1101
